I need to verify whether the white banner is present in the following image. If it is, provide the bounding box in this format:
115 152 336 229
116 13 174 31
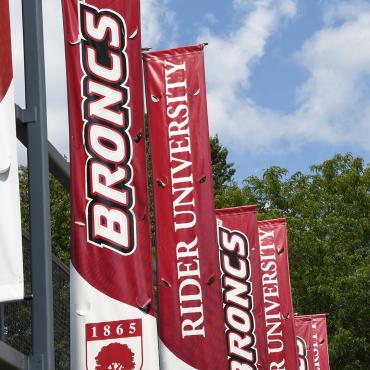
0 0 24 303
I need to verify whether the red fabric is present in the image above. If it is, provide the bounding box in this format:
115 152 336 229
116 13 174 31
295 316 315 370
216 206 268 370
62 0 155 313
144 44 228 369
0 0 12 102
258 219 299 369
300 314 330 370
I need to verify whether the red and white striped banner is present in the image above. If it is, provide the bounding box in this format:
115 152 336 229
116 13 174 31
301 314 330 370
143 44 228 369
0 0 24 303
216 206 268 369
258 219 299 369
62 1 159 368
295 316 315 370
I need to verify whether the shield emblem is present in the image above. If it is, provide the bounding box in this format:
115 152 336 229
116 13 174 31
86 319 143 370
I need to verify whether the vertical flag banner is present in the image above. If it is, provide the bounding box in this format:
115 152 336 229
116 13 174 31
302 314 330 370
295 316 314 370
62 1 159 368
0 0 24 302
216 206 268 369
314 315 330 370
143 44 228 369
258 219 299 369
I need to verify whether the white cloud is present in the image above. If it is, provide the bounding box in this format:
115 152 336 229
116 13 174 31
9 0 173 159
9 0 25 107
323 0 370 25
198 0 297 151
9 0 72 157
43 1 69 155
200 0 370 153
141 0 175 48
11 0 370 159
204 13 217 26
293 9 370 146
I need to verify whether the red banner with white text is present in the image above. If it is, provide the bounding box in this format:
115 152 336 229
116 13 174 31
216 206 268 369
62 1 159 368
143 44 228 369
301 314 330 370
258 219 299 369
0 0 24 303
295 316 315 370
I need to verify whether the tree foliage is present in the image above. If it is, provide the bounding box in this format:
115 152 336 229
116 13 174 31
210 135 236 196
19 166 71 265
17 139 370 369
217 153 370 369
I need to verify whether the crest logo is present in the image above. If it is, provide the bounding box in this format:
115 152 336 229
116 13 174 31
86 319 143 370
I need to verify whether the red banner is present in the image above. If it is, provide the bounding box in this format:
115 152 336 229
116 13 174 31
0 0 24 303
216 206 268 369
258 219 299 369
295 316 314 370
301 314 330 370
0 1 12 103
143 44 228 369
62 1 159 368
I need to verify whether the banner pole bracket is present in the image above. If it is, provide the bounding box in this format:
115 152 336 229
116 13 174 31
15 105 38 125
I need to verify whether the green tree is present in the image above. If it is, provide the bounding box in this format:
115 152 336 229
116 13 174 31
210 135 236 196
221 154 370 370
18 166 70 368
19 166 70 265
17 139 370 369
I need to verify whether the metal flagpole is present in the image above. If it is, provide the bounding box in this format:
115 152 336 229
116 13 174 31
21 0 55 368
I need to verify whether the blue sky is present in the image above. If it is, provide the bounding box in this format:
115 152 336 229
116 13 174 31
10 0 370 182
